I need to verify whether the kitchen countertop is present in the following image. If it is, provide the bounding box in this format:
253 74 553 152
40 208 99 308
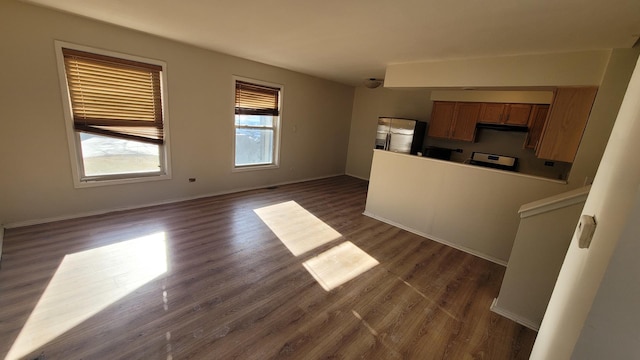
396 150 567 184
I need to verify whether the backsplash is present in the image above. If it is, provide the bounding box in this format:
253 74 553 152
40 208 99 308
424 128 572 180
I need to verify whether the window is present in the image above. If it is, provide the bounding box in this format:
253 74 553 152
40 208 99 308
56 42 170 186
233 78 281 169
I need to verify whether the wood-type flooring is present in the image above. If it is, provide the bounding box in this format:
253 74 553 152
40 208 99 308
0 176 536 359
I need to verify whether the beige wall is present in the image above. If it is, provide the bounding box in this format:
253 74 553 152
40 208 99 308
430 90 553 104
492 189 588 330
384 50 611 88
365 150 570 263
345 87 432 180
0 1 354 226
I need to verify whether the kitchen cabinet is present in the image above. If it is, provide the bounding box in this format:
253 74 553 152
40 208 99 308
507 104 533 126
479 103 532 126
524 105 550 149
478 103 506 123
536 87 598 163
428 101 455 139
428 101 479 142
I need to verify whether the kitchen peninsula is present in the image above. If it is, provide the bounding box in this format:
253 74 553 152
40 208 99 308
364 149 569 264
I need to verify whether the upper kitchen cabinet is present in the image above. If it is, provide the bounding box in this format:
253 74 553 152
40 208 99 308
479 103 532 126
428 101 456 138
428 101 480 142
524 104 550 149
506 104 533 126
536 87 598 163
478 103 506 123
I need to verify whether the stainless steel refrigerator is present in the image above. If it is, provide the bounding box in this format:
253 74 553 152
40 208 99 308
375 117 427 155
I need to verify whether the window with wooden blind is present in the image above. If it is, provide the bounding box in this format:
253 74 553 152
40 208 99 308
56 42 170 186
233 78 282 169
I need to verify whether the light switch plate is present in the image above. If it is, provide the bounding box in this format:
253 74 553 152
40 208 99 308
577 214 597 249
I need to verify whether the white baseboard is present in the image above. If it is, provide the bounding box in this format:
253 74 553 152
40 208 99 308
362 211 508 267
6 173 348 229
490 298 540 331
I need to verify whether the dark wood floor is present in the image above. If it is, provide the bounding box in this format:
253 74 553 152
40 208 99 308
0 176 536 359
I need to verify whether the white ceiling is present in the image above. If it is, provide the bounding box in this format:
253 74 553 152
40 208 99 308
23 0 640 86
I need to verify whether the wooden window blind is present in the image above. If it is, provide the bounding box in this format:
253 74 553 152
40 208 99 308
62 48 164 145
235 81 280 116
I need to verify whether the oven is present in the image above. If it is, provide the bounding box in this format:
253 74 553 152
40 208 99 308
469 152 518 172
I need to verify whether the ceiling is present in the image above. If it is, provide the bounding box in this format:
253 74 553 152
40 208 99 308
22 0 640 86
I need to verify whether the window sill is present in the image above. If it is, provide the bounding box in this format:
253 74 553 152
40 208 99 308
232 164 279 173
73 173 171 188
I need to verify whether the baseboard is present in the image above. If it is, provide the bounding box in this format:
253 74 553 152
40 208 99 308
0 225 4 266
5 173 346 229
362 211 508 267
344 172 370 181
490 298 540 331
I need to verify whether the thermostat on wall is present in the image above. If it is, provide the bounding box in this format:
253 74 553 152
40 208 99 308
577 214 597 249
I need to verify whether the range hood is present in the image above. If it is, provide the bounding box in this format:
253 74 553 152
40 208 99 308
476 123 528 132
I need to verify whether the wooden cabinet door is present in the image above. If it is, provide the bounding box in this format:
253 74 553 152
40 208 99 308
479 103 506 124
428 101 456 139
525 105 549 149
536 87 598 162
451 102 481 141
505 104 532 126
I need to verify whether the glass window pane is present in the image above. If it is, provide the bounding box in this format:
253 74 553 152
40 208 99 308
235 115 274 127
235 128 274 166
79 133 161 177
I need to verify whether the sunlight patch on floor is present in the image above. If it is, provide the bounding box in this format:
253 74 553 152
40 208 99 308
254 200 341 256
5 232 168 360
303 241 379 291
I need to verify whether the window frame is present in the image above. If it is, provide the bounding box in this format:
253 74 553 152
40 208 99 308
232 76 282 172
55 41 172 188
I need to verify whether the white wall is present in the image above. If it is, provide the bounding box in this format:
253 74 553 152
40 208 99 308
384 50 611 88
345 87 432 180
0 1 354 226
571 186 640 359
531 53 640 359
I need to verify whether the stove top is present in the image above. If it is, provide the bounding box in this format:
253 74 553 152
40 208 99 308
469 152 518 172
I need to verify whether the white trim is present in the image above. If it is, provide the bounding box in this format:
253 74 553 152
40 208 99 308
490 298 540 331
362 211 508 266
4 173 346 229
231 75 283 172
518 185 590 218
53 40 172 188
232 163 281 173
